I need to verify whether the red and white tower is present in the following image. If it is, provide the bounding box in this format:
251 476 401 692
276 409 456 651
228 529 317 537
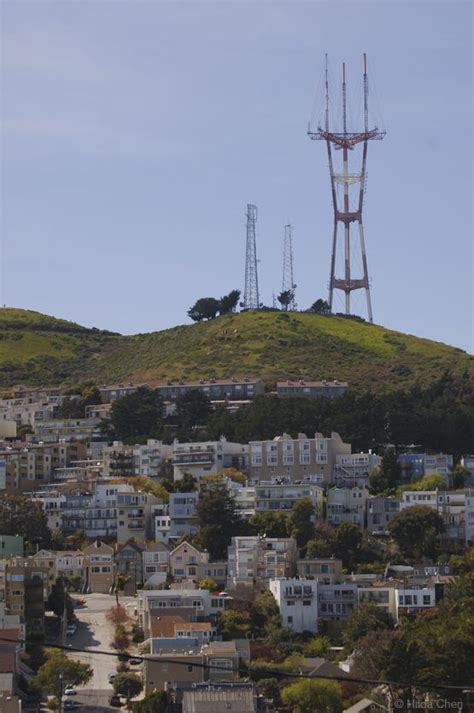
308 54 385 322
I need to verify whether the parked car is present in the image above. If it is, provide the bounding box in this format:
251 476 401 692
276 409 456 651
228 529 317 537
129 657 142 666
108 672 117 683
63 701 75 710
64 687 76 696
109 694 122 707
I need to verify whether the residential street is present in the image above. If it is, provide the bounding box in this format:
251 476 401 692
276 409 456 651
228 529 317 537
66 593 137 711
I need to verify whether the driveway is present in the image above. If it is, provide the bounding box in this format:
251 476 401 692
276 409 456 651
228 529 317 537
66 593 137 710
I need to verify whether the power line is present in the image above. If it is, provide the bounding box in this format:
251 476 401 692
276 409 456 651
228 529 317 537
3 636 473 693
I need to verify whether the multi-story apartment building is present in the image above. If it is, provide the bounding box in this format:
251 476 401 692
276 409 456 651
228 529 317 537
400 490 469 542
334 452 381 488
155 378 265 402
277 379 348 399
465 493 474 544
254 482 323 516
172 438 249 482
169 542 209 582
248 432 351 485
326 487 369 527
296 558 343 583
32 418 101 443
2 442 87 492
168 492 199 539
116 491 159 544
0 396 58 427
269 578 319 633
398 453 453 484
133 440 172 479
83 541 115 594
1 559 49 632
102 442 135 478
366 496 401 534
357 586 398 620
99 382 148 403
152 503 171 543
227 536 297 588
317 582 358 623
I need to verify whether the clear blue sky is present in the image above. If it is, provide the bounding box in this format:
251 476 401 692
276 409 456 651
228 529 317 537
1 1 473 352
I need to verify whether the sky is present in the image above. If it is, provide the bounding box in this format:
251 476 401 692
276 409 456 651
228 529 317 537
1 0 473 352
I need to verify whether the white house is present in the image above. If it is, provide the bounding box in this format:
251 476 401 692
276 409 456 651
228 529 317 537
269 578 318 633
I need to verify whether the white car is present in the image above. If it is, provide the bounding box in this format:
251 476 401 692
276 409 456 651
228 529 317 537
108 673 117 683
64 688 76 696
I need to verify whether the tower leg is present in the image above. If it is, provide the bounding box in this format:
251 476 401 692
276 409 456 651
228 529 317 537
343 147 351 315
358 220 373 322
328 221 338 311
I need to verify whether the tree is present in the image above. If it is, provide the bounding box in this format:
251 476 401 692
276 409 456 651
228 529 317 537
218 289 241 315
106 605 130 625
187 297 220 321
127 476 169 502
333 523 363 570
250 591 281 638
255 678 280 706
35 652 92 699
388 505 445 560
111 623 131 654
218 609 251 640
303 635 331 657
113 673 143 709
197 576 217 591
369 448 401 495
196 481 245 559
47 578 74 621
174 473 197 493
132 691 167 713
250 511 289 539
342 603 389 652
0 494 50 549
277 289 294 311
110 387 163 442
287 497 315 550
305 522 336 559
309 298 330 314
451 463 469 489
281 679 342 713
175 390 212 431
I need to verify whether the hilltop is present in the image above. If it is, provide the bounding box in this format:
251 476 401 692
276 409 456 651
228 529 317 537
0 308 471 392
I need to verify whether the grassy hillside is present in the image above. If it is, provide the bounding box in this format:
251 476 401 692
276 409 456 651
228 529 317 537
0 308 471 392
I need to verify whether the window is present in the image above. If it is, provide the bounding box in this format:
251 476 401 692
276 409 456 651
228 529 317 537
187 665 193 672
286 600 295 606
287 616 293 624
303 600 311 606
423 595 431 605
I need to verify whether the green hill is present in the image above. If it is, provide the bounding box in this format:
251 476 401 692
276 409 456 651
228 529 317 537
0 308 471 392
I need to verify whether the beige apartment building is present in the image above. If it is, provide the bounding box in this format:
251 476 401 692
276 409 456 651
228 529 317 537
83 541 115 594
248 432 351 485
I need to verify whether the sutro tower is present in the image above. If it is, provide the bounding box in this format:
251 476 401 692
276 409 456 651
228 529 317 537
308 54 385 322
282 224 297 310
243 204 260 310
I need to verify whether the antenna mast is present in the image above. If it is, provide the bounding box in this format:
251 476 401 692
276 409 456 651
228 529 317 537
307 54 385 322
282 224 297 310
243 204 260 310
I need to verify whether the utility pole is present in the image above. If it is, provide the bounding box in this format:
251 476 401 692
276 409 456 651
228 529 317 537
308 53 385 322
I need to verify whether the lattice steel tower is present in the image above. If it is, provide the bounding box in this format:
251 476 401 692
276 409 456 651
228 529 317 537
308 54 385 322
243 204 260 310
282 224 297 310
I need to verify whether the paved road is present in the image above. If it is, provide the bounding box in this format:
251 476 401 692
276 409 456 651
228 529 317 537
66 593 137 711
